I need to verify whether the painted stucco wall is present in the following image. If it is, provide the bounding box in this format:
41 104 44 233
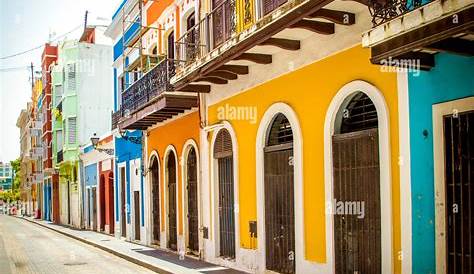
146 111 200 235
408 53 474 274
207 45 402 272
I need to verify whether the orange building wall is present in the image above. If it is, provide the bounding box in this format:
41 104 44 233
147 111 200 235
146 0 174 24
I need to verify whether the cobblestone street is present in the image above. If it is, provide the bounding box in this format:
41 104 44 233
0 215 155 274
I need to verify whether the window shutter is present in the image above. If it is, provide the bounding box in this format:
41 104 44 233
68 117 77 144
213 129 233 158
67 64 76 90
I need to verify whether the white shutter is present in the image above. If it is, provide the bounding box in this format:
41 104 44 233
67 63 76 90
68 117 77 144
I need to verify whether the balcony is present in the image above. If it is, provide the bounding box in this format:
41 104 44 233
171 0 362 91
362 0 474 69
57 150 63 163
30 147 43 160
114 58 199 130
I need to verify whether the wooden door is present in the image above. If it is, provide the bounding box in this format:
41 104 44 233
167 31 175 59
120 167 126 238
262 0 287 16
134 191 141 241
212 0 233 47
444 111 473 274
167 152 178 250
264 114 295 274
100 175 105 231
92 187 97 231
187 148 199 252
332 128 381 274
151 158 160 243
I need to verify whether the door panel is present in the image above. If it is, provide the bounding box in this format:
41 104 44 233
168 153 178 251
218 156 235 258
332 128 381 274
151 160 160 243
120 167 126 238
264 147 295 274
134 191 141 241
212 0 233 47
444 111 473 274
262 0 287 16
187 148 199 252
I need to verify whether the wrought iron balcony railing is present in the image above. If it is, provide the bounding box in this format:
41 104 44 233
369 0 426 26
175 0 237 69
118 58 176 119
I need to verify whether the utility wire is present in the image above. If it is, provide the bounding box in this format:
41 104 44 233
0 24 83 60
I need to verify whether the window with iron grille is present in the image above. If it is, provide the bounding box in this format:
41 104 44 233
67 117 77 144
267 113 293 146
67 63 76 91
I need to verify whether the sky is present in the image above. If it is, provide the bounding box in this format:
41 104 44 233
0 0 121 163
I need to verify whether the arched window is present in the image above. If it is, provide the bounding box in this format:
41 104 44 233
339 92 378 134
267 113 293 146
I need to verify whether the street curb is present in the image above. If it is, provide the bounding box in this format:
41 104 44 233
16 216 174 274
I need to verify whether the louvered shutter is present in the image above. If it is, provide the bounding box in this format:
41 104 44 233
68 117 77 144
67 63 76 91
214 129 233 158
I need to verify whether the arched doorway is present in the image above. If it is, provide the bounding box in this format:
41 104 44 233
186 146 199 253
332 91 381 273
264 113 295 274
150 155 160 244
214 129 235 258
166 150 177 251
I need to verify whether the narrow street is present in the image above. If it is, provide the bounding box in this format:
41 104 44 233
0 215 155 274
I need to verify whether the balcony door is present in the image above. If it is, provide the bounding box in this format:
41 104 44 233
167 31 175 59
212 0 233 47
262 0 287 16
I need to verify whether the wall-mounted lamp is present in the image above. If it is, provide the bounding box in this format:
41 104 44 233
91 133 114 155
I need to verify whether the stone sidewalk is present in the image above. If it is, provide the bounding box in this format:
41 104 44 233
18 216 246 274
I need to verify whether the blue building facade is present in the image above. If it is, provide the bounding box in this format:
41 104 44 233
107 0 145 241
408 53 474 273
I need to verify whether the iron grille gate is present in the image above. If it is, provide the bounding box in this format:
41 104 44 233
187 148 199 252
151 159 160 243
218 156 236 258
215 129 236 258
444 111 473 274
168 152 178 251
264 144 295 274
332 128 381 274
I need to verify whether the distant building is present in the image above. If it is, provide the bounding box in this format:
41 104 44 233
0 162 13 192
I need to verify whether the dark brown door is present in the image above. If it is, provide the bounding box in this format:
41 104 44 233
120 167 126 238
100 175 105 231
167 31 175 59
151 158 160 244
332 128 381 274
92 187 97 231
444 111 473 274
168 152 178 250
187 148 199 253
212 0 233 47
264 114 295 274
214 129 235 258
186 12 197 61
108 173 115 234
262 0 287 16
134 191 141 241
